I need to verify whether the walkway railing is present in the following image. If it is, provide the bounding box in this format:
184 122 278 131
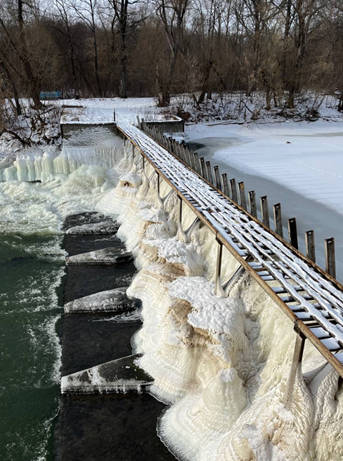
117 122 343 397
141 123 338 280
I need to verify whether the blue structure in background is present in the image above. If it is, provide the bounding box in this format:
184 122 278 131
40 90 62 100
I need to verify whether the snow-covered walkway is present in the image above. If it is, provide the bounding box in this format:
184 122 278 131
118 122 343 377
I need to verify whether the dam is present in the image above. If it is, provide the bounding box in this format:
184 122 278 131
1 108 343 461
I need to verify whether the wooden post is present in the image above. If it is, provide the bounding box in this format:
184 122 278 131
214 165 222 190
273 203 283 237
249 191 257 217
288 218 298 249
156 171 160 195
186 149 193 167
285 330 306 406
178 196 183 232
206 161 214 185
200 157 207 180
260 196 270 228
230 178 238 202
239 181 247 209
222 173 229 197
193 153 200 175
191 152 197 171
215 240 223 296
305 230 316 263
325 237 336 278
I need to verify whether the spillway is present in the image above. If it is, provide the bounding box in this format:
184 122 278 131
1 124 342 461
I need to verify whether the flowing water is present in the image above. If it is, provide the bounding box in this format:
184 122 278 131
0 126 122 460
0 234 63 461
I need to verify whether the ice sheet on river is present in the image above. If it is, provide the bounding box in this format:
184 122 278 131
66 247 133 265
64 287 138 314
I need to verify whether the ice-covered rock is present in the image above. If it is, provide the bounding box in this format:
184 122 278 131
61 354 153 394
64 287 138 313
66 247 133 265
65 220 119 235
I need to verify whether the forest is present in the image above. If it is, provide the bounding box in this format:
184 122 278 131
0 0 342 115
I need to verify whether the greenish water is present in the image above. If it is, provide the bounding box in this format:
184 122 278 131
0 234 64 461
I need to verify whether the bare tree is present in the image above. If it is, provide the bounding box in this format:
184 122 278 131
154 0 191 106
69 0 103 96
0 0 42 108
107 0 146 98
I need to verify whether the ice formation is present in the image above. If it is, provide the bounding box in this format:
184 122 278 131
2 126 343 460
95 139 343 461
64 287 137 314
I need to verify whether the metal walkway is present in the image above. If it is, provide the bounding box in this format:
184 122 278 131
118 123 343 378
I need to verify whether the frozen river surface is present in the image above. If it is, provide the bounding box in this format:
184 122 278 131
186 120 343 280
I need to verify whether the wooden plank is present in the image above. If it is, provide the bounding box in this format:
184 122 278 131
305 230 316 263
260 196 270 228
288 218 298 250
325 237 336 278
273 203 283 237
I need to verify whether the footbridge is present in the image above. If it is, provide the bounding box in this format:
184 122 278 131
117 122 343 395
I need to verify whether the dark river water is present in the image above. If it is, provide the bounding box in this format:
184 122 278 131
0 234 63 461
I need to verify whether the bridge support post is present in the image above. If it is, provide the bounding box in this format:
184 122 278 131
215 240 225 296
177 196 186 240
285 328 306 407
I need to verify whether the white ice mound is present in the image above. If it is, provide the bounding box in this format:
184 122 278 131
119 172 142 188
143 237 203 275
159 367 247 461
66 247 133 265
64 287 137 313
169 276 245 338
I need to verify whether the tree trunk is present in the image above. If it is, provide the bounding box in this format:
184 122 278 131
0 59 22 115
118 23 128 98
92 29 102 96
17 0 42 109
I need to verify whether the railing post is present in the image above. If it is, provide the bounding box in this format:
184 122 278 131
193 153 201 175
215 240 224 296
206 161 214 185
177 195 183 233
305 230 316 263
230 178 238 202
285 329 306 407
249 191 257 218
325 237 336 278
273 203 283 237
222 173 229 197
288 218 298 249
214 165 222 190
239 181 247 209
156 171 160 195
260 196 269 228
200 157 207 180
